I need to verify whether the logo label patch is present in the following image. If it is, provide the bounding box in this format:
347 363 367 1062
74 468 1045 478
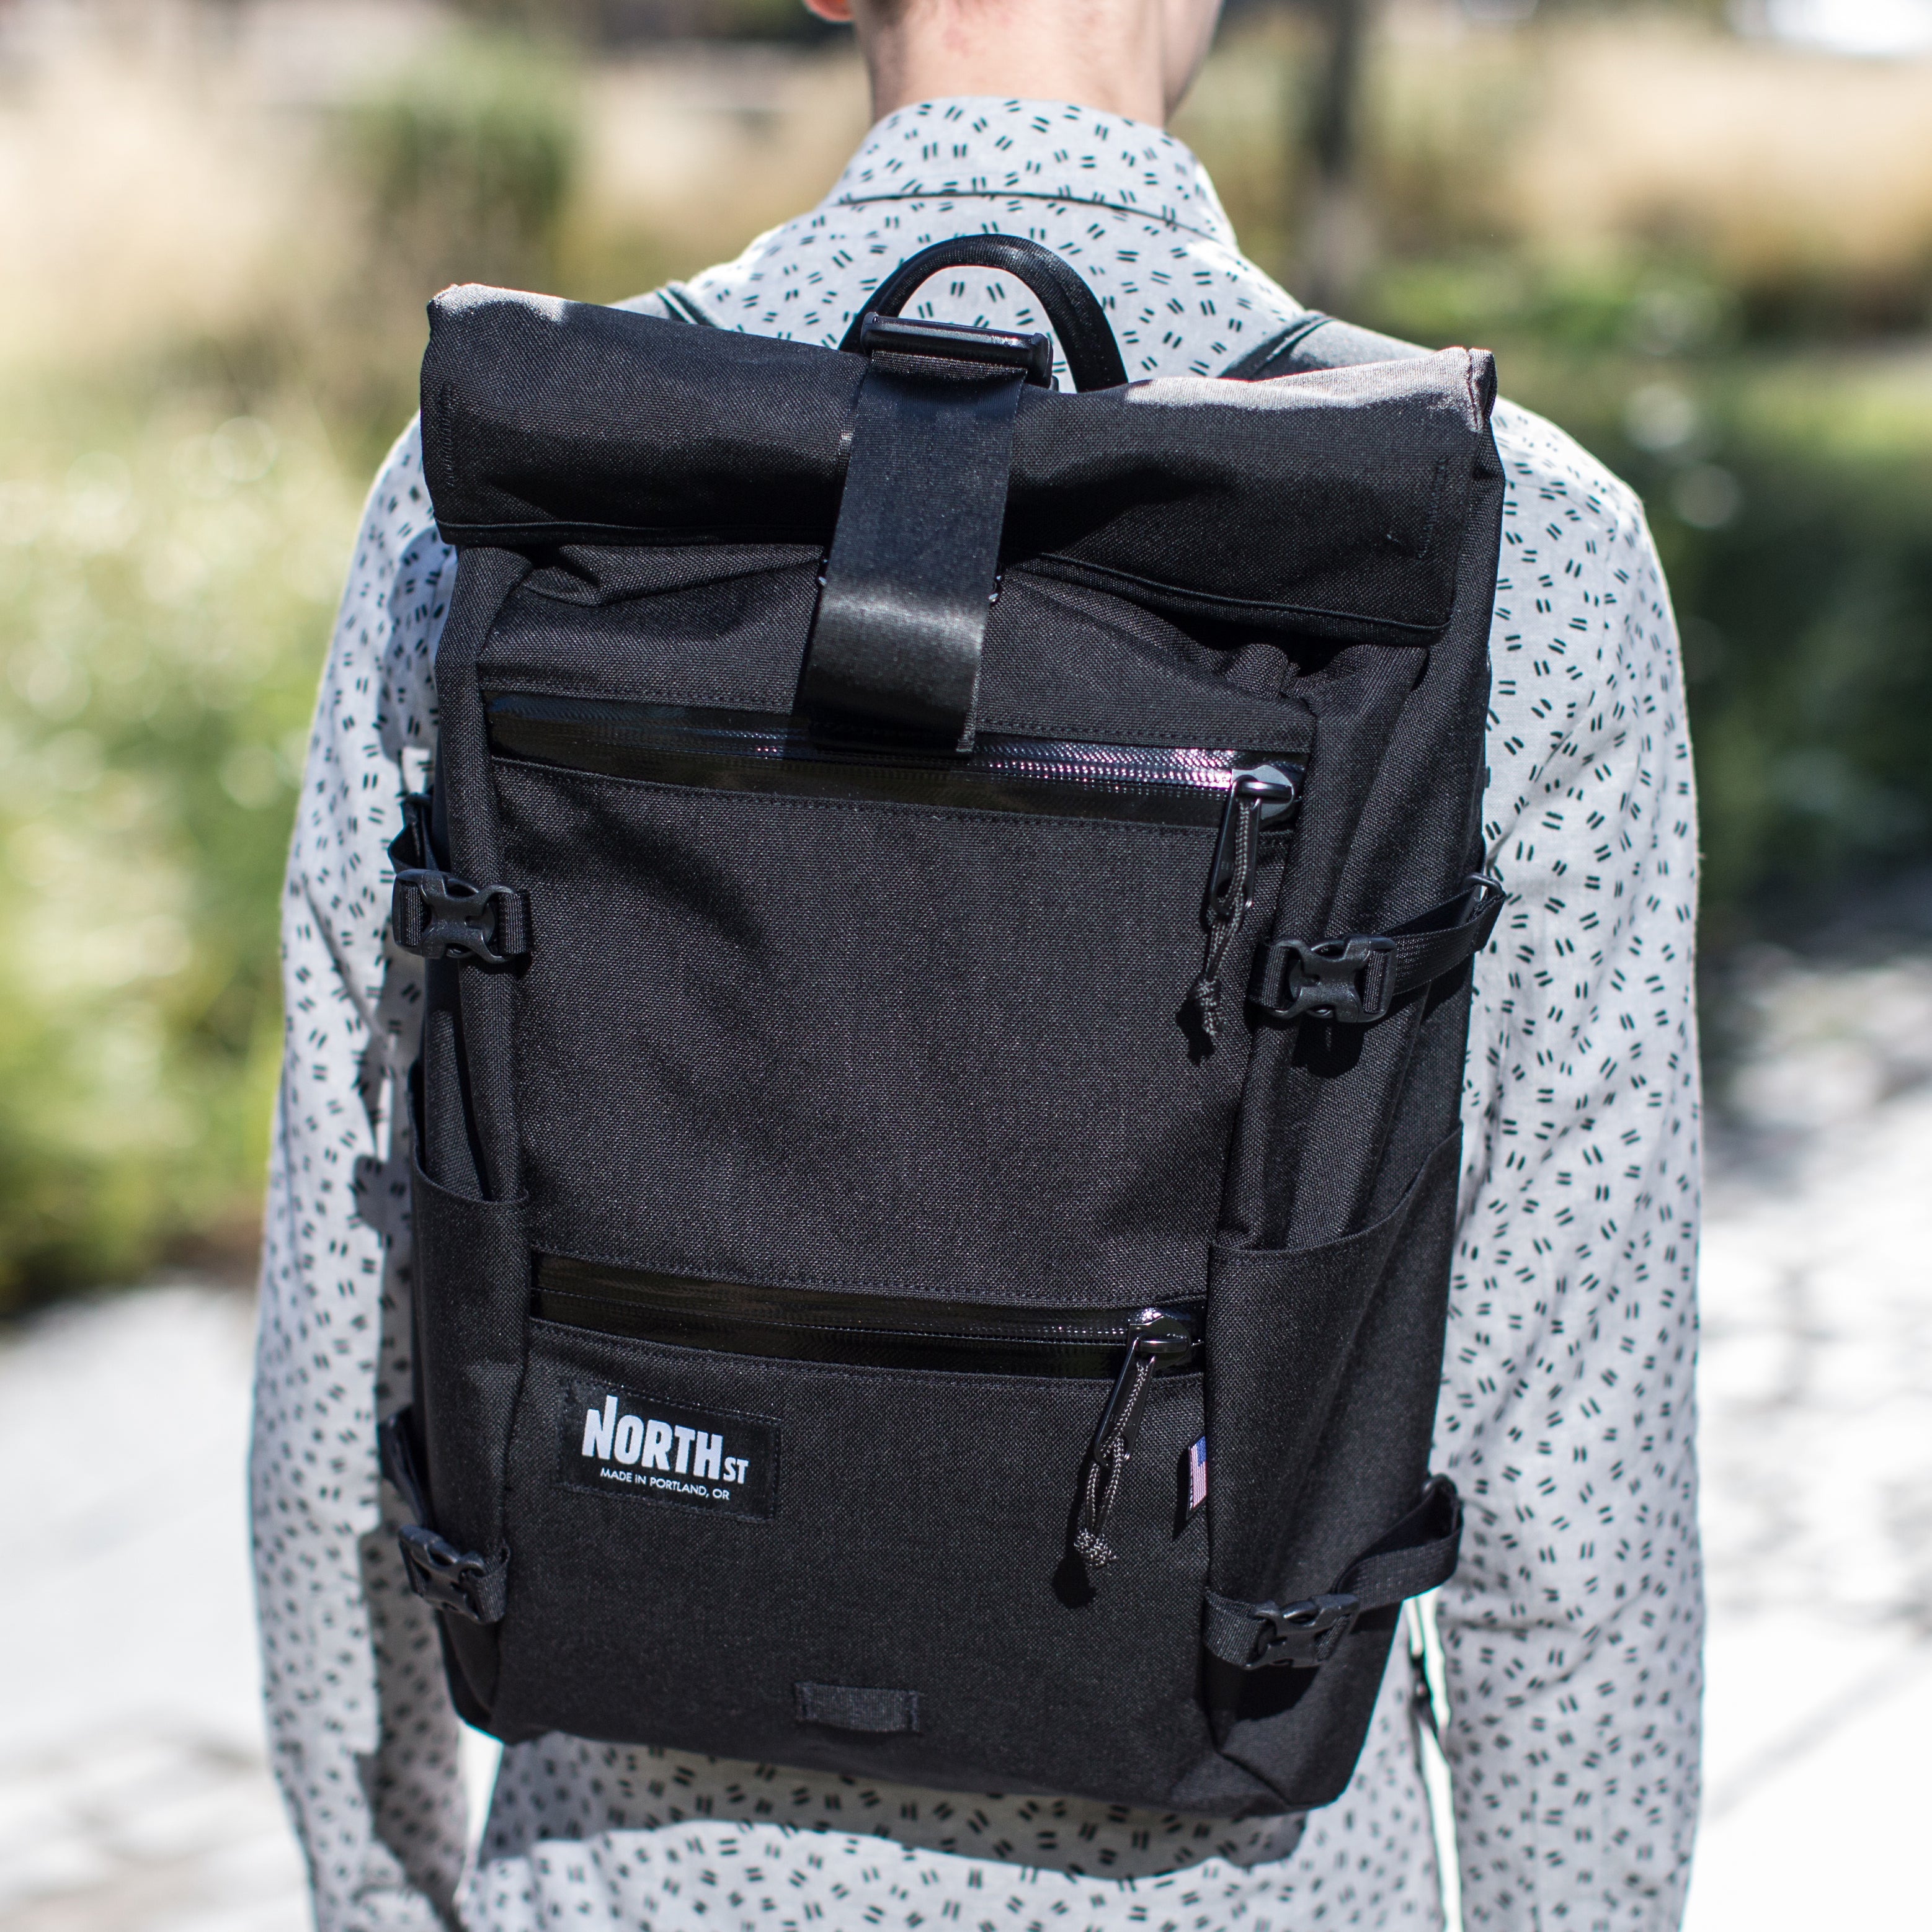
559 1382 777 1518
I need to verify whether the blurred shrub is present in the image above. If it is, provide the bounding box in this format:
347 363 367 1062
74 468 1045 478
1360 306 1932 951
1186 9 1932 948
1188 10 1932 344
0 386 358 1309
342 32 582 301
1634 367 1932 943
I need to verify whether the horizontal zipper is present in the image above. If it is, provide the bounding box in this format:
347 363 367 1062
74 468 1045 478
533 1254 1203 1379
486 693 1302 833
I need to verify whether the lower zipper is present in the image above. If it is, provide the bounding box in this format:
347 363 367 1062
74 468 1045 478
1072 1307 1199 1573
536 1255 1200 1374
535 1255 1201 1574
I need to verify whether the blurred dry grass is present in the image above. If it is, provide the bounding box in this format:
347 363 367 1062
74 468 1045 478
1504 20 1932 326
1 1 1930 1302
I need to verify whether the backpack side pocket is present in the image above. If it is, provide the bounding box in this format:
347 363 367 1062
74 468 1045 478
1203 1128 1461 1805
407 1147 530 1724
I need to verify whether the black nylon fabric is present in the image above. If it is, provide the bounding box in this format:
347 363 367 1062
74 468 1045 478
421 287 1485 638
494 754 1289 1302
401 264 1503 1823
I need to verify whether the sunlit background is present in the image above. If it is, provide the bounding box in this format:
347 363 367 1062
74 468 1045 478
1 1 1928 1928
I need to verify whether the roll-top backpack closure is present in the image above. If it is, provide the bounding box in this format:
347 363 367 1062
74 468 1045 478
418 287 1494 645
799 329 1029 750
801 236 1134 746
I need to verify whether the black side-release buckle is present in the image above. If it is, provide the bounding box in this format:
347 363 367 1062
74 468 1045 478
1249 875 1506 1027
1264 936 1396 1024
387 790 530 966
391 868 530 966
1247 1592 1363 1668
1203 1476 1464 1672
396 1525 510 1623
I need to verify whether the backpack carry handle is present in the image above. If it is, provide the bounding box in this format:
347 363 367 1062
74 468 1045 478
838 234 1129 392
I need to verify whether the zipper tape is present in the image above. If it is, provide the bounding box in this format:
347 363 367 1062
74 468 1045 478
533 1255 1204 1380
487 694 1302 833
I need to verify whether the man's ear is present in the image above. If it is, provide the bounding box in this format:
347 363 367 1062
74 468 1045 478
801 0 854 20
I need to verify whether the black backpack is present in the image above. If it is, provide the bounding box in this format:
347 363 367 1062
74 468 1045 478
380 236 1505 1822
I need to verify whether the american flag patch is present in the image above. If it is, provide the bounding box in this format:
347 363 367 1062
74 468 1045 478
1188 1435 1209 1513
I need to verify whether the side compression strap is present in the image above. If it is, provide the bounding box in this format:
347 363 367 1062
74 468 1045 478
1203 1476 1464 1670
1249 875 1504 1025
389 792 532 967
380 1409 510 1625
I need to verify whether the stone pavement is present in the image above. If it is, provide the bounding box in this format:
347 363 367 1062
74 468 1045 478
0 1289 308 1932
1681 948 1932 1930
2 955 1927 1930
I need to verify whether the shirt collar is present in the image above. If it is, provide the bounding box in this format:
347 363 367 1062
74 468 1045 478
823 96 1239 246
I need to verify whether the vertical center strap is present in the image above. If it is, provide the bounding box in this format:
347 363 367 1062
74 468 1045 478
800 360 1025 751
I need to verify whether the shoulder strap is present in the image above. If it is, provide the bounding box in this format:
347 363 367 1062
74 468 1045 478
647 280 1418 385
635 282 714 326
1225 309 1431 379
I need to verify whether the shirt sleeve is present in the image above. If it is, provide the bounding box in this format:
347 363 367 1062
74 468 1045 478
249 422 469 1932
1438 406 1704 1931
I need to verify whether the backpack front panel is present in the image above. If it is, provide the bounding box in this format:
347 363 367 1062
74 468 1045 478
399 285 1502 1822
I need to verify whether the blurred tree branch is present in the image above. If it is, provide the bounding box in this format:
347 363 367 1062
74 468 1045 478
1297 0 1371 308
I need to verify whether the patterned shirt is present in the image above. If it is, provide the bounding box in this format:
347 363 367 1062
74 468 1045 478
251 97 1702 1932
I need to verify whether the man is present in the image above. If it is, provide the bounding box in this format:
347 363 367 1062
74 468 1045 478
252 1 1703 1926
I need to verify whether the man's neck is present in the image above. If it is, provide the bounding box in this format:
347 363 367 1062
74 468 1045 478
852 0 1216 128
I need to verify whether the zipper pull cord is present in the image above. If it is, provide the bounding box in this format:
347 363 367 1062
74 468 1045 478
1190 785 1263 1044
1072 1349 1160 1569
1072 1312 1193 1572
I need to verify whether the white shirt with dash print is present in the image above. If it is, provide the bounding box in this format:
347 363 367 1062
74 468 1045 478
252 96 1703 1932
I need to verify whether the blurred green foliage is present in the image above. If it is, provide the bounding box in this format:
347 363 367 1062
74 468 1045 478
1179 10 1932 944
0 27 587 1311
343 32 582 300
3 12 1931 1306
0 386 358 1305
1345 216 1932 953
1431 334 1932 949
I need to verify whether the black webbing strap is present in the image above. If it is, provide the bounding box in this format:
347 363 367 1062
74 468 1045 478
1222 312 1334 380
655 282 715 327
1222 311 1431 380
799 358 1025 750
1249 874 1503 1025
388 791 531 967
379 1409 510 1625
1203 1476 1463 1670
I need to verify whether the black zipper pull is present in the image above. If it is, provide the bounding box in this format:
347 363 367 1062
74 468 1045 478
1072 1309 1196 1572
1189 765 1299 1044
